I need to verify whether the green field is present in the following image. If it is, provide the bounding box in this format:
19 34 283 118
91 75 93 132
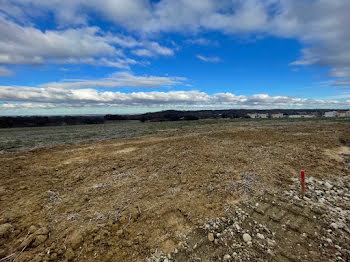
1 118 349 153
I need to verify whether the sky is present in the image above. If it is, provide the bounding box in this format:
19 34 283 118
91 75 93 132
0 0 350 115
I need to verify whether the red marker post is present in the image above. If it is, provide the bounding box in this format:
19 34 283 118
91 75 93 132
301 170 306 199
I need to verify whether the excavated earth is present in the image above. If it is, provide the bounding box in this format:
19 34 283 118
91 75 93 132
0 121 350 261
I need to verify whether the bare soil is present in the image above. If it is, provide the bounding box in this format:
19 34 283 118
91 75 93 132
0 121 349 261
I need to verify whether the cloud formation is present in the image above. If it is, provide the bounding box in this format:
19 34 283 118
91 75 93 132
0 15 173 68
0 72 349 111
1 89 349 111
0 66 13 77
3 0 350 82
39 72 186 89
197 55 222 63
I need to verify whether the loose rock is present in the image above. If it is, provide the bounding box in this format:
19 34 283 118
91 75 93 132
242 233 252 243
208 233 214 242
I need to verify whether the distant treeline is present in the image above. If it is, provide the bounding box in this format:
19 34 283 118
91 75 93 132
0 109 333 128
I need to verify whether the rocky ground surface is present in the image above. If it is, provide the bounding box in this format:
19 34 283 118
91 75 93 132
149 158 350 261
0 121 350 261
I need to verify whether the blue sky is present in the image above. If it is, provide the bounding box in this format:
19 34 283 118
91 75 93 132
0 0 350 115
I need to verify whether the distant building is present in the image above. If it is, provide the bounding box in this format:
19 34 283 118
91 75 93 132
301 114 315 118
257 113 268 119
338 111 347 118
324 111 338 117
289 115 301 118
247 113 258 119
271 113 284 118
247 113 268 119
346 111 350 117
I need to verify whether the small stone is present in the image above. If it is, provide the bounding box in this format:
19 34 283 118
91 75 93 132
242 233 252 243
267 249 275 256
223 254 232 261
116 229 123 237
118 216 127 224
32 235 48 247
208 233 214 242
326 238 333 244
324 182 333 189
330 223 339 230
0 248 7 258
267 239 276 247
68 231 83 249
28 225 38 234
130 208 140 220
335 245 341 251
257 233 265 240
0 223 13 237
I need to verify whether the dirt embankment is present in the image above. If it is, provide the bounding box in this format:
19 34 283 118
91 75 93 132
0 122 349 261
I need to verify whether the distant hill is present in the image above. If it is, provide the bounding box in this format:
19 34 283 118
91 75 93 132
0 109 338 128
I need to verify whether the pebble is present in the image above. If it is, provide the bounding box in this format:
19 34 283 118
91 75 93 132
242 233 252 243
256 233 265 240
32 235 48 247
208 233 214 242
267 239 276 246
324 182 333 189
68 230 84 249
223 254 232 261
0 223 13 237
330 222 339 230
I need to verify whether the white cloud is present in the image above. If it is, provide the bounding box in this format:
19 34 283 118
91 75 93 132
332 80 350 87
4 0 350 79
2 0 350 86
1 89 349 110
131 42 174 57
38 72 185 89
0 66 13 77
197 55 222 63
187 38 218 46
132 49 153 57
0 71 349 110
1 103 56 109
272 1 350 81
0 15 174 68
0 16 118 65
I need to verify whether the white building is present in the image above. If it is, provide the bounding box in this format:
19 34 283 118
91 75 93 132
257 113 268 119
247 113 258 119
247 113 268 119
346 111 350 117
338 111 348 117
271 113 284 118
289 115 301 118
324 111 338 118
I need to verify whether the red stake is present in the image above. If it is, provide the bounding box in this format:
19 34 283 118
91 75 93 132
301 170 306 199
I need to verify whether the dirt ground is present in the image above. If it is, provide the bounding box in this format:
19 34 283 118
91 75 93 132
0 121 350 261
